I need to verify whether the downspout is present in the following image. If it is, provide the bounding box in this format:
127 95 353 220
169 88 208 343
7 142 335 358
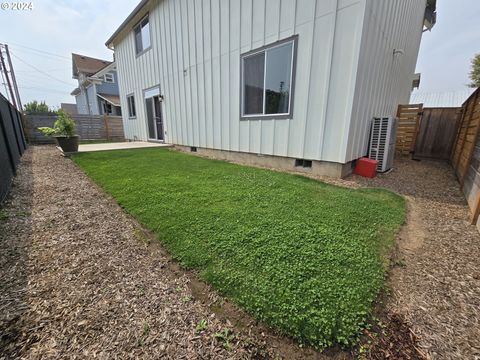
82 79 92 140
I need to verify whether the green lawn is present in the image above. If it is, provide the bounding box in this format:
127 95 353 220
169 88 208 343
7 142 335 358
72 148 405 348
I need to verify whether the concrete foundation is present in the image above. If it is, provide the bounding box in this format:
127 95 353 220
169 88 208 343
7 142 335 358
174 145 353 178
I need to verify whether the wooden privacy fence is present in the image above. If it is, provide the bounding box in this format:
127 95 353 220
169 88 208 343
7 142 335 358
414 107 462 160
0 94 27 202
24 114 125 144
450 88 480 226
395 103 423 155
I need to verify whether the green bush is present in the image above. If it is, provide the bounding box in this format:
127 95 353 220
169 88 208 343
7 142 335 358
38 109 76 137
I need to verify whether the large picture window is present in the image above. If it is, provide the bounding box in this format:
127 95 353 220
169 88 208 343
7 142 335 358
241 37 296 119
134 16 151 55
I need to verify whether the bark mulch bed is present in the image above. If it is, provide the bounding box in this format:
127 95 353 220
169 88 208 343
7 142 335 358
315 158 480 360
0 146 349 359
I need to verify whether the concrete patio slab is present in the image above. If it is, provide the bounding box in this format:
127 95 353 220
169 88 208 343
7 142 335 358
78 141 172 152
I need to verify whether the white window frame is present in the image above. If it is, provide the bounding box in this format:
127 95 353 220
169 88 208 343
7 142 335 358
104 73 114 83
240 36 297 120
134 15 152 56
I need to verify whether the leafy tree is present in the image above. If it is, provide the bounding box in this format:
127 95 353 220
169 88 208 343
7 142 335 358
23 100 56 115
469 53 480 88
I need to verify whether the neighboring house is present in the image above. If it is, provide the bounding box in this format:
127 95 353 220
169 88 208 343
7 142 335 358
60 103 78 115
106 0 436 177
410 89 476 108
70 53 122 116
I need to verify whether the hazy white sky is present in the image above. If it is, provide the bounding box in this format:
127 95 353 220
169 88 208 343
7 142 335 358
0 0 138 108
0 0 479 108
415 0 480 92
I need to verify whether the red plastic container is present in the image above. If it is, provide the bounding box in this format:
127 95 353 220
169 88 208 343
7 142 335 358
354 157 378 178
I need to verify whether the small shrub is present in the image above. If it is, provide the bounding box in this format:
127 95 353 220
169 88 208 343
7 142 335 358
38 109 76 137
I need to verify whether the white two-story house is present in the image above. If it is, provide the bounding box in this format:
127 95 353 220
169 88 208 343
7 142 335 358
106 0 436 177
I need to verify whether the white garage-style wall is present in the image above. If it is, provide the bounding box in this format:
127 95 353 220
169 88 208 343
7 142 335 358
346 0 427 163
111 0 427 165
113 0 367 164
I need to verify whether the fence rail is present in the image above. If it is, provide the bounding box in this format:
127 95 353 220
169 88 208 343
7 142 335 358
24 114 125 144
0 94 27 203
450 88 480 226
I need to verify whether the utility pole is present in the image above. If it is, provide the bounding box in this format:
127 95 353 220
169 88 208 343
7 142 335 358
0 44 17 109
0 61 11 102
5 45 22 111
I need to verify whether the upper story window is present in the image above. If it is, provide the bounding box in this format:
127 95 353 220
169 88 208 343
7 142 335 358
104 73 114 83
127 94 136 118
241 36 297 119
134 16 151 55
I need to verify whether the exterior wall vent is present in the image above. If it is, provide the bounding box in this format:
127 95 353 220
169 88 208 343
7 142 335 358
294 159 312 168
368 117 397 172
190 146 197 152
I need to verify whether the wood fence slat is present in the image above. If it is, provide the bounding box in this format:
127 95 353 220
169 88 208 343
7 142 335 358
25 114 125 143
396 103 423 156
459 90 480 185
450 88 480 223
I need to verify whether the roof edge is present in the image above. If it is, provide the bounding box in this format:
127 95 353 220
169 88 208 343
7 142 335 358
105 0 150 48
93 62 116 78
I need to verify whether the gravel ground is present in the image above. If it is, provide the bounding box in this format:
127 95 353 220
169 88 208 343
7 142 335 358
1 146 479 359
315 158 480 360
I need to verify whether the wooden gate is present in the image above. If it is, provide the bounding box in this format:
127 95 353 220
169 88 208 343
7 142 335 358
396 104 423 155
414 108 462 159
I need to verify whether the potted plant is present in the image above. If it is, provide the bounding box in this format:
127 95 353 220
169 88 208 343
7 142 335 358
38 109 79 153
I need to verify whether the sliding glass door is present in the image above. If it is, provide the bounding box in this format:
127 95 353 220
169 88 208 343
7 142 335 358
144 86 164 141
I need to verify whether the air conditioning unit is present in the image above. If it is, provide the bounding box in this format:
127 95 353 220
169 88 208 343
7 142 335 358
368 117 397 172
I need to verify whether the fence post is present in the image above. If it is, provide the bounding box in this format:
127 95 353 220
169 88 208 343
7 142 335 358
103 114 109 141
17 111 27 149
6 103 22 155
0 107 16 174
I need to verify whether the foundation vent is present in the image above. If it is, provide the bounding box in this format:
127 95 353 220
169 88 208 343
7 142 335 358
295 159 312 168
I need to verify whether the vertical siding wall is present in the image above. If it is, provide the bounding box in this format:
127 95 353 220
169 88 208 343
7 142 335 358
346 0 426 162
96 71 120 96
115 0 366 163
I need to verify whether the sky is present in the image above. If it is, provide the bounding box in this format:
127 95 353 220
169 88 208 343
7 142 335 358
0 0 138 109
0 0 479 109
415 0 480 92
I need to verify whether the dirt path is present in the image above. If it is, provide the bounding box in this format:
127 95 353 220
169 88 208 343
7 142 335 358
316 159 480 359
1 146 349 359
